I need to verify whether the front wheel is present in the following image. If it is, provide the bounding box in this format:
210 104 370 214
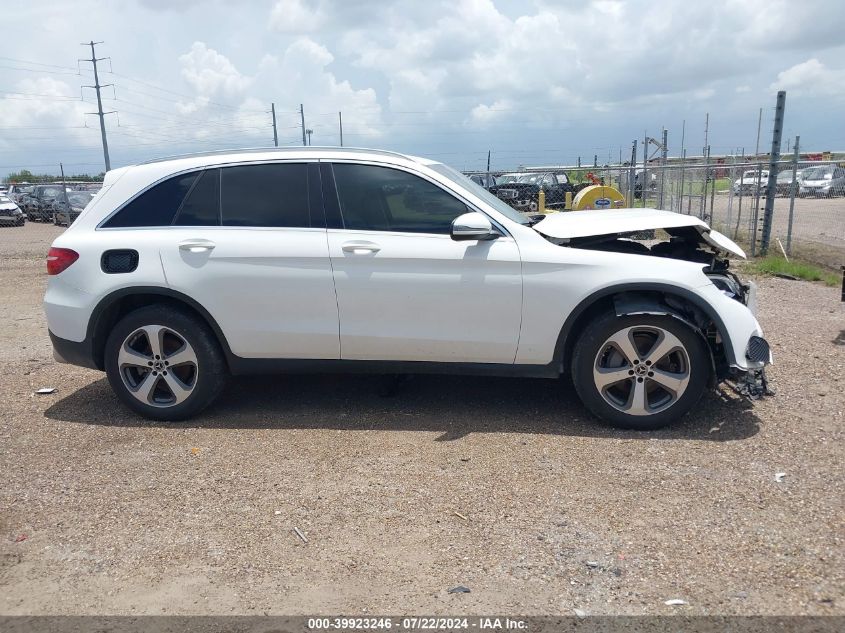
571 312 710 430
104 305 227 421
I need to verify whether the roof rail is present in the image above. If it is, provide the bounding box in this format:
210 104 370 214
139 146 413 165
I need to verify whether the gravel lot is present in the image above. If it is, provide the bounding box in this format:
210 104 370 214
0 222 842 616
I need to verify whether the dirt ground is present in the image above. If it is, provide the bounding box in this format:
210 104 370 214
0 222 843 616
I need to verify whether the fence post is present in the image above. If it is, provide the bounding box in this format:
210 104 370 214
751 163 763 257
709 151 717 221
760 90 786 255
658 129 668 209
628 140 637 207
786 135 799 255
726 155 735 233
642 131 649 208
734 161 744 240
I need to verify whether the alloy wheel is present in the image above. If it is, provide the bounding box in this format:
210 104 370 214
117 325 199 408
593 325 691 416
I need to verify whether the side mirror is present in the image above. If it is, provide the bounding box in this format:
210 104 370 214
451 212 498 241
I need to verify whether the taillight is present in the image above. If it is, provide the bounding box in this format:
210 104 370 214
46 247 79 275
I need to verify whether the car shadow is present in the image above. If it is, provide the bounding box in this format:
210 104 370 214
44 373 760 442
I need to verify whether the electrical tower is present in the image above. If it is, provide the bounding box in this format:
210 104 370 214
80 41 115 172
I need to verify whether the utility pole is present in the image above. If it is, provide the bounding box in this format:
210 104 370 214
760 91 786 255
754 107 762 158
338 111 343 147
703 113 709 157
271 102 278 147
300 104 306 146
628 140 637 207
486 149 491 184
59 162 69 206
80 41 114 172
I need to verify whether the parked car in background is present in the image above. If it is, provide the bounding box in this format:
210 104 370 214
52 191 96 226
0 194 25 226
775 167 804 196
21 185 70 222
732 170 769 195
495 173 522 184
44 147 770 429
7 183 34 204
799 165 845 197
468 173 497 189
488 171 575 212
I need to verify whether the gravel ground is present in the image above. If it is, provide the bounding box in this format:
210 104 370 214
0 222 843 616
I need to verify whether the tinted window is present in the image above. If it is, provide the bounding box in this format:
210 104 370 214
174 169 219 226
332 164 468 234
104 172 198 228
221 163 309 227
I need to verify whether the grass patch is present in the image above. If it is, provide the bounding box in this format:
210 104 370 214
751 255 840 287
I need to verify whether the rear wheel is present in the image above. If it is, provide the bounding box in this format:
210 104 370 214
104 305 227 421
571 312 710 430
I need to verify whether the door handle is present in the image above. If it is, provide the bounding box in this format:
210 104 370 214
179 239 216 253
341 241 380 255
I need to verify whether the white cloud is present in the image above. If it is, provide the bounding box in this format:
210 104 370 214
769 58 845 97
3 0 845 174
269 0 325 32
468 99 514 126
257 38 382 143
178 42 253 100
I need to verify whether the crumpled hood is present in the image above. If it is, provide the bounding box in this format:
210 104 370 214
533 208 746 258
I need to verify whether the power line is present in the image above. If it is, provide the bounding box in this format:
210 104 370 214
0 64 90 77
0 56 81 71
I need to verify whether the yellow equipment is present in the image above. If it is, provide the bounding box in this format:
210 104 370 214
570 185 626 210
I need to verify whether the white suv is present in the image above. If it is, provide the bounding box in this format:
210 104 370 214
44 148 771 428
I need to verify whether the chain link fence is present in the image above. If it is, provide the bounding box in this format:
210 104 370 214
2 159 843 270
471 158 845 268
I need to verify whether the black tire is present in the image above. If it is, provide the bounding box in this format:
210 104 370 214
571 312 710 430
104 304 227 421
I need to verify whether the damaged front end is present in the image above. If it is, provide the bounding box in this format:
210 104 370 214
533 209 774 401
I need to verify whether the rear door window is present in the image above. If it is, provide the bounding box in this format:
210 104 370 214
220 163 310 227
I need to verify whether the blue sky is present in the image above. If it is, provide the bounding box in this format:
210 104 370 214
2 0 844 176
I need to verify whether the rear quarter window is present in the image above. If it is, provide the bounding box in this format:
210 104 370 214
103 172 199 228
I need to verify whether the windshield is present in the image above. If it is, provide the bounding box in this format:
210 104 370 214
67 192 94 206
496 174 521 184
517 174 542 184
429 163 530 225
15 185 34 194
0 195 12 204
803 166 833 180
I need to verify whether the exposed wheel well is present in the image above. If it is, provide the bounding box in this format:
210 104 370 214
557 288 730 377
89 290 231 371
